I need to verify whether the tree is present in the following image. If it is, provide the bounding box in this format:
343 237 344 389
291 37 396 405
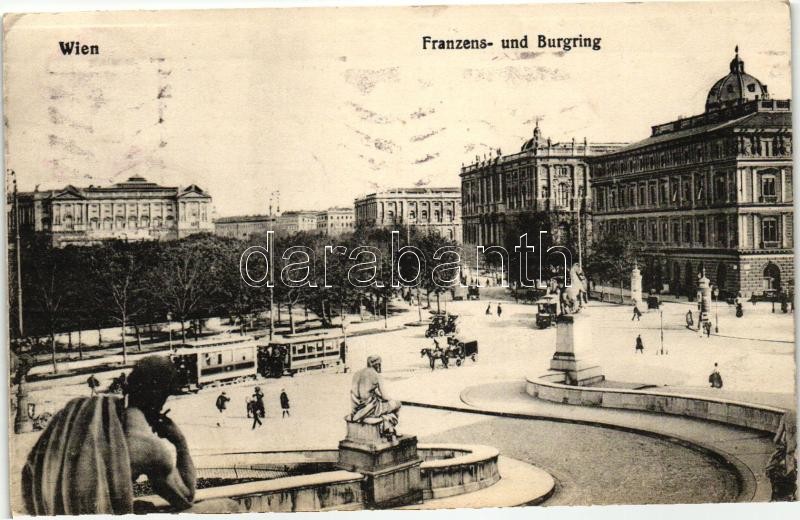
584 231 646 300
147 235 225 343
22 238 79 373
88 241 149 365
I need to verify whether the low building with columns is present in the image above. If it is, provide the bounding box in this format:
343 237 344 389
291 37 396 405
589 50 792 298
13 176 214 247
214 214 277 240
354 187 462 242
460 123 623 249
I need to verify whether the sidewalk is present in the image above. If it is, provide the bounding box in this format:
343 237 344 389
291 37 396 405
21 305 417 390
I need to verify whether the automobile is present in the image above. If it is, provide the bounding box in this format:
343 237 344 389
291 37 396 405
425 314 459 337
467 286 480 300
535 295 560 329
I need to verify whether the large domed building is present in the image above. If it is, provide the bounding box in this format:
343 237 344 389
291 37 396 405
590 49 792 298
705 47 770 112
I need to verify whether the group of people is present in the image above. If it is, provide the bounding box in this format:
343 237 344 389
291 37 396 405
215 387 291 429
485 302 502 317
86 371 128 396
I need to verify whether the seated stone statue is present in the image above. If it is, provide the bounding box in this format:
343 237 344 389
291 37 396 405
21 356 197 515
350 355 402 441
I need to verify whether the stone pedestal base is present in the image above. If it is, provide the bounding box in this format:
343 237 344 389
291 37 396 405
337 419 422 508
549 354 604 386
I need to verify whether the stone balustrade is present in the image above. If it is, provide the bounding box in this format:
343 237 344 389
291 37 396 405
526 375 787 434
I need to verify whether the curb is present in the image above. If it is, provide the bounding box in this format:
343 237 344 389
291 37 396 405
400 398 760 503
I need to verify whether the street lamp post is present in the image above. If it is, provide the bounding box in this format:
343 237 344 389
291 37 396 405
341 315 348 373
166 312 173 349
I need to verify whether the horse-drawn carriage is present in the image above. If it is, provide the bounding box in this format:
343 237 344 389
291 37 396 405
446 336 478 366
425 314 459 337
535 295 560 329
420 336 478 369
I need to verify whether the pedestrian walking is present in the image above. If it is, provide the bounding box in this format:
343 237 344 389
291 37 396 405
251 408 263 429
686 310 694 328
496 303 502 318
704 320 712 337
215 391 230 427
708 363 723 389
631 305 642 321
485 303 492 315
280 389 290 418
87 374 100 396
252 387 265 418
635 334 644 354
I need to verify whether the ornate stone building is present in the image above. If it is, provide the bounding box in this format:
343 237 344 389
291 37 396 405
274 211 319 236
317 207 355 237
354 187 462 242
460 123 623 248
13 176 213 247
590 50 792 297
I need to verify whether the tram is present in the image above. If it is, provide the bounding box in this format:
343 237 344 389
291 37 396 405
171 333 348 390
259 332 347 377
171 336 259 391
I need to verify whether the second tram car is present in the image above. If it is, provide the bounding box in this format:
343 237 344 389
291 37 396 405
258 333 347 377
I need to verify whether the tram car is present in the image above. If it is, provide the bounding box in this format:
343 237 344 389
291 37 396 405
258 332 347 377
171 336 259 391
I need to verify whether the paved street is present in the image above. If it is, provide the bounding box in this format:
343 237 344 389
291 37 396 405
9 296 796 507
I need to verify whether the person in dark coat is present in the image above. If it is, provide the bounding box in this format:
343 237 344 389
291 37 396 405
709 363 723 389
215 392 230 427
485 303 492 315
87 374 100 396
280 389 290 418
496 303 502 318
635 335 644 354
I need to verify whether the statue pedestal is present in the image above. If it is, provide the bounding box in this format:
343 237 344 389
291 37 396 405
337 419 422 508
547 314 604 386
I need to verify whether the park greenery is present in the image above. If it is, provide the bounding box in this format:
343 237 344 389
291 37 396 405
9 226 460 372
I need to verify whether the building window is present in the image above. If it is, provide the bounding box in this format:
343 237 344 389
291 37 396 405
716 218 727 247
684 221 692 243
649 183 657 207
715 174 727 202
761 174 777 202
557 184 570 208
698 218 706 245
672 222 681 244
762 217 779 245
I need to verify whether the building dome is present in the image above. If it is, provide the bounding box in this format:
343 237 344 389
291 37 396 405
705 47 769 112
521 119 542 151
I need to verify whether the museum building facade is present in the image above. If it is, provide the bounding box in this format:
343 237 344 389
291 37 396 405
459 123 623 249
589 50 793 297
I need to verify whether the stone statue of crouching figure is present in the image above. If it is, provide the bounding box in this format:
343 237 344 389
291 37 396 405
350 355 402 442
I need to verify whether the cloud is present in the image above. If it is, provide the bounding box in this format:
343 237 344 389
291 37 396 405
344 67 399 94
413 152 439 164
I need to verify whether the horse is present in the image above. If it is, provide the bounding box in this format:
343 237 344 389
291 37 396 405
420 348 448 370
561 263 587 315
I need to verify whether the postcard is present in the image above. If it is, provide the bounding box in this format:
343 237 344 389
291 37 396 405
4 1 796 515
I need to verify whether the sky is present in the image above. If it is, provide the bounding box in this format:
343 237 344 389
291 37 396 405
3 2 792 217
